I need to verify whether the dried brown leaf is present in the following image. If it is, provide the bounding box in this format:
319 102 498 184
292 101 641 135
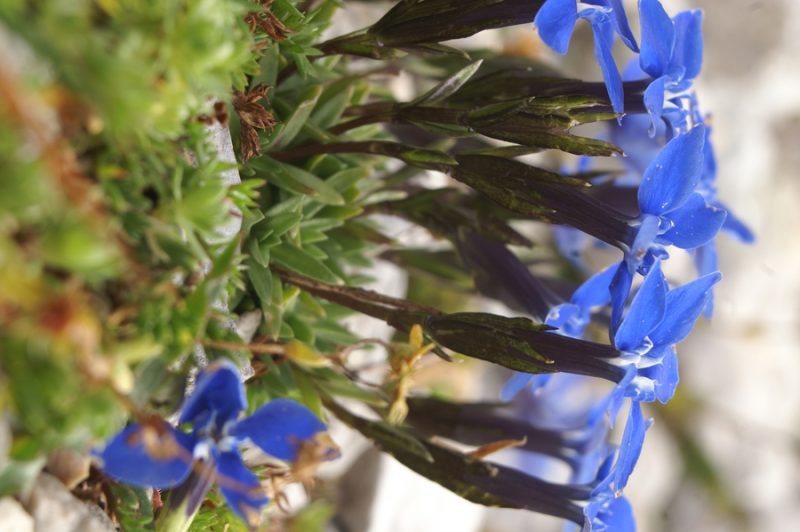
233 84 276 162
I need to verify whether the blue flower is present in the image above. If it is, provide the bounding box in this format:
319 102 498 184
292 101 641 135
621 125 726 283
95 361 334 526
611 261 721 403
479 265 718 406
604 113 753 317
535 0 638 113
582 402 646 530
636 0 704 132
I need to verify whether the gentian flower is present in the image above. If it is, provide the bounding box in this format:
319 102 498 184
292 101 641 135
637 0 704 132
535 0 639 113
95 361 335 526
604 112 753 317
604 124 725 325
627 125 725 273
611 261 720 404
498 371 646 530
582 262 723 497
477 262 719 415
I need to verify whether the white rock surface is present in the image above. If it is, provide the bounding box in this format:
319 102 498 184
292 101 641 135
26 474 115 532
0 497 34 532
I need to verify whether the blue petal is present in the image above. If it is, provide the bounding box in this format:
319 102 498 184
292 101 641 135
606 368 636 427
717 201 756 243
701 127 718 185
638 126 706 216
233 398 326 461
608 0 639 52
589 15 625 114
613 401 648 491
660 192 727 249
546 302 580 328
586 495 637 532
614 262 667 352
671 11 703 80
611 114 664 177
650 271 722 347
534 0 579 55
639 346 679 403
639 0 675 78
663 106 690 136
500 372 535 401
628 215 661 271
609 260 633 335
179 361 247 429
622 57 648 82
643 77 666 136
553 225 590 269
692 243 718 318
96 423 195 489
214 449 269 527
572 264 617 312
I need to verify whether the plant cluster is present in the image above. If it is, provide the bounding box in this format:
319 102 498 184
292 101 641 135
0 0 751 530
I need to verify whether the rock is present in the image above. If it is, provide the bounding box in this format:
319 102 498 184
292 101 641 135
0 415 10 471
26 473 115 532
0 497 34 532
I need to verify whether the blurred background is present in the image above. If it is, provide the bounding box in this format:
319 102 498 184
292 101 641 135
317 1 800 531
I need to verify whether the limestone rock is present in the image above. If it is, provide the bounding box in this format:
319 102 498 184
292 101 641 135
26 473 115 532
0 497 34 532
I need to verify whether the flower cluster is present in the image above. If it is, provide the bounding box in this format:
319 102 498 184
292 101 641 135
488 1 753 529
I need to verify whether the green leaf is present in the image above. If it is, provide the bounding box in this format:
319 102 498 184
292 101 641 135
266 196 308 217
271 243 342 284
258 41 281 88
325 167 368 192
267 211 304 238
207 237 240 280
248 258 273 307
0 458 46 497
269 85 323 150
398 148 458 170
254 158 345 206
310 368 386 406
312 80 356 129
248 237 270 267
409 59 483 106
291 367 324 418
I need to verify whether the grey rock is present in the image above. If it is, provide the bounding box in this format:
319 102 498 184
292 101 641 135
26 474 116 532
204 120 242 244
